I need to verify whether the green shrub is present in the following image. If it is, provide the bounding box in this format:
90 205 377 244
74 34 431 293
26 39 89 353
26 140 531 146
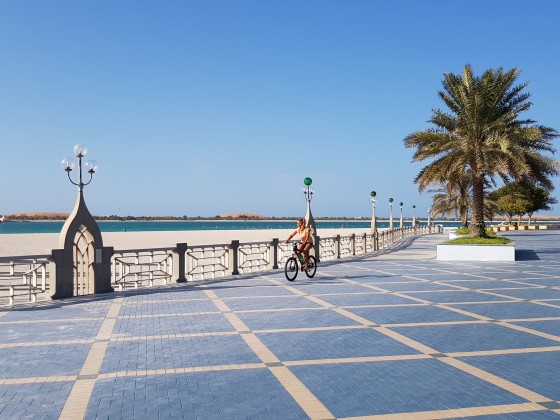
444 237 511 245
455 226 497 236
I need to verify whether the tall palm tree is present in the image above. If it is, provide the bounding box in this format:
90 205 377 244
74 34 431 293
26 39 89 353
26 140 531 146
405 65 559 237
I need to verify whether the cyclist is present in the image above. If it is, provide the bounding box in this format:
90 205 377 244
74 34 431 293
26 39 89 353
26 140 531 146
285 218 313 270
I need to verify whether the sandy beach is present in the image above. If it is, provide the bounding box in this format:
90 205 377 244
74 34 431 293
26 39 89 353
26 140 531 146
0 227 374 257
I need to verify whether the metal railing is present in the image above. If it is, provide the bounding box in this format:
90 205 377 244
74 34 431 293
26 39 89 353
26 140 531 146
0 255 50 305
1 225 442 304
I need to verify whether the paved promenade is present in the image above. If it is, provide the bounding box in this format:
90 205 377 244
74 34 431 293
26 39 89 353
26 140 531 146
1 231 560 419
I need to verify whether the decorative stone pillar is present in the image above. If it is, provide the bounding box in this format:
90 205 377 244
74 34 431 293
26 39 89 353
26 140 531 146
51 144 113 300
51 191 113 299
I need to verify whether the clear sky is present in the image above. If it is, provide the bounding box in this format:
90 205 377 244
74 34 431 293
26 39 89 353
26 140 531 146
1 1 559 219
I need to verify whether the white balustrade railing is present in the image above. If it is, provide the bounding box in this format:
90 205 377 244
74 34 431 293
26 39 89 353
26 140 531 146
319 237 337 261
1 225 442 305
354 233 366 255
277 242 294 266
339 235 353 259
186 244 229 281
238 242 271 274
112 248 174 290
0 255 50 305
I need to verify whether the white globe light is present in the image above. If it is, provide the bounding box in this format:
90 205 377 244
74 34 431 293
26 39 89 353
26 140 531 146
85 160 99 173
73 144 87 157
60 158 74 171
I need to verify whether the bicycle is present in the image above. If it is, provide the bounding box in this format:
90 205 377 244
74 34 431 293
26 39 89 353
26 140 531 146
284 243 317 281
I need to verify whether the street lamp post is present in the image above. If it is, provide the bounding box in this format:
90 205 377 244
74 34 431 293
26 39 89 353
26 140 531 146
61 144 98 191
412 205 416 227
302 177 317 258
51 144 113 300
399 202 404 228
427 208 431 226
389 198 394 229
370 191 377 233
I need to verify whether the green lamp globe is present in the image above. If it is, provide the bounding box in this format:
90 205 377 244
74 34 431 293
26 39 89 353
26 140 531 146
370 191 376 197
389 197 393 203
399 202 403 207
304 177 312 186
413 205 416 209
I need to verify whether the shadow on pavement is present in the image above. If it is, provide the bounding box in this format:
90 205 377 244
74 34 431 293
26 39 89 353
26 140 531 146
515 249 541 261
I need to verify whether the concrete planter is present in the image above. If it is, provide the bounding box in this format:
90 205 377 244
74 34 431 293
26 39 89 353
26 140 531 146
437 242 516 261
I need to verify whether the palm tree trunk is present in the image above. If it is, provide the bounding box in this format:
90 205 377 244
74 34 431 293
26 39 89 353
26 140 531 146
461 207 468 228
471 174 487 237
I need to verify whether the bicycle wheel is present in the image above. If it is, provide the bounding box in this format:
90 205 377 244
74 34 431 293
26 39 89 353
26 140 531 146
284 257 298 281
305 255 317 278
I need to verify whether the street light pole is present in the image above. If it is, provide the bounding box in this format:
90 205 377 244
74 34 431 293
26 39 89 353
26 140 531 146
412 205 416 227
399 202 404 228
52 144 113 300
302 177 317 257
370 191 377 233
427 208 431 226
389 198 394 230
61 144 98 191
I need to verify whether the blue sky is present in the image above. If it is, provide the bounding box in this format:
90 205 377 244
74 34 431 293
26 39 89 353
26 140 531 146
1 1 559 218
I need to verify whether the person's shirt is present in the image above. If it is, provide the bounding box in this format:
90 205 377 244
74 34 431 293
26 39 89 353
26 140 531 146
298 226 311 243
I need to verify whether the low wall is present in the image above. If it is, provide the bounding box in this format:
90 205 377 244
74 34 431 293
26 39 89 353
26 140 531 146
437 242 516 261
492 224 560 233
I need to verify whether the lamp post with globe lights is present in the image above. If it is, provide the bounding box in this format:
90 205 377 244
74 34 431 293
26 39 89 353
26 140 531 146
399 202 404 228
370 191 377 233
61 144 99 191
51 144 113 300
412 205 416 227
302 177 317 258
389 198 394 229
427 208 432 227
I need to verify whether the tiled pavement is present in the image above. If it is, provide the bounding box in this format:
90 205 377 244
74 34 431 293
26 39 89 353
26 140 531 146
1 231 560 419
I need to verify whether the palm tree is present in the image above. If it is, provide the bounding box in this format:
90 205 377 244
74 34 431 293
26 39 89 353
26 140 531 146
430 182 499 228
405 65 559 237
428 177 471 228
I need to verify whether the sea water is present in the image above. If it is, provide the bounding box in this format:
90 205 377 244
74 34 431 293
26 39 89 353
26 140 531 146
0 220 463 234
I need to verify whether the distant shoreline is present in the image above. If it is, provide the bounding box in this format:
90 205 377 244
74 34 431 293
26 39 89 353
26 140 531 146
3 217 560 223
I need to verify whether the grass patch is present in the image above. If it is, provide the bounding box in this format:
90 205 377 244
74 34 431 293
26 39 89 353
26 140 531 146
445 237 512 245
454 227 497 236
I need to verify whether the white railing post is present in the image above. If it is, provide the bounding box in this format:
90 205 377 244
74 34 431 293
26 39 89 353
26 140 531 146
41 264 46 291
230 240 240 275
336 235 341 259
269 239 279 270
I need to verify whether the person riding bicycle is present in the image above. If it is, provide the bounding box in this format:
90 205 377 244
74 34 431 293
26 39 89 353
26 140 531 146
285 218 313 270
